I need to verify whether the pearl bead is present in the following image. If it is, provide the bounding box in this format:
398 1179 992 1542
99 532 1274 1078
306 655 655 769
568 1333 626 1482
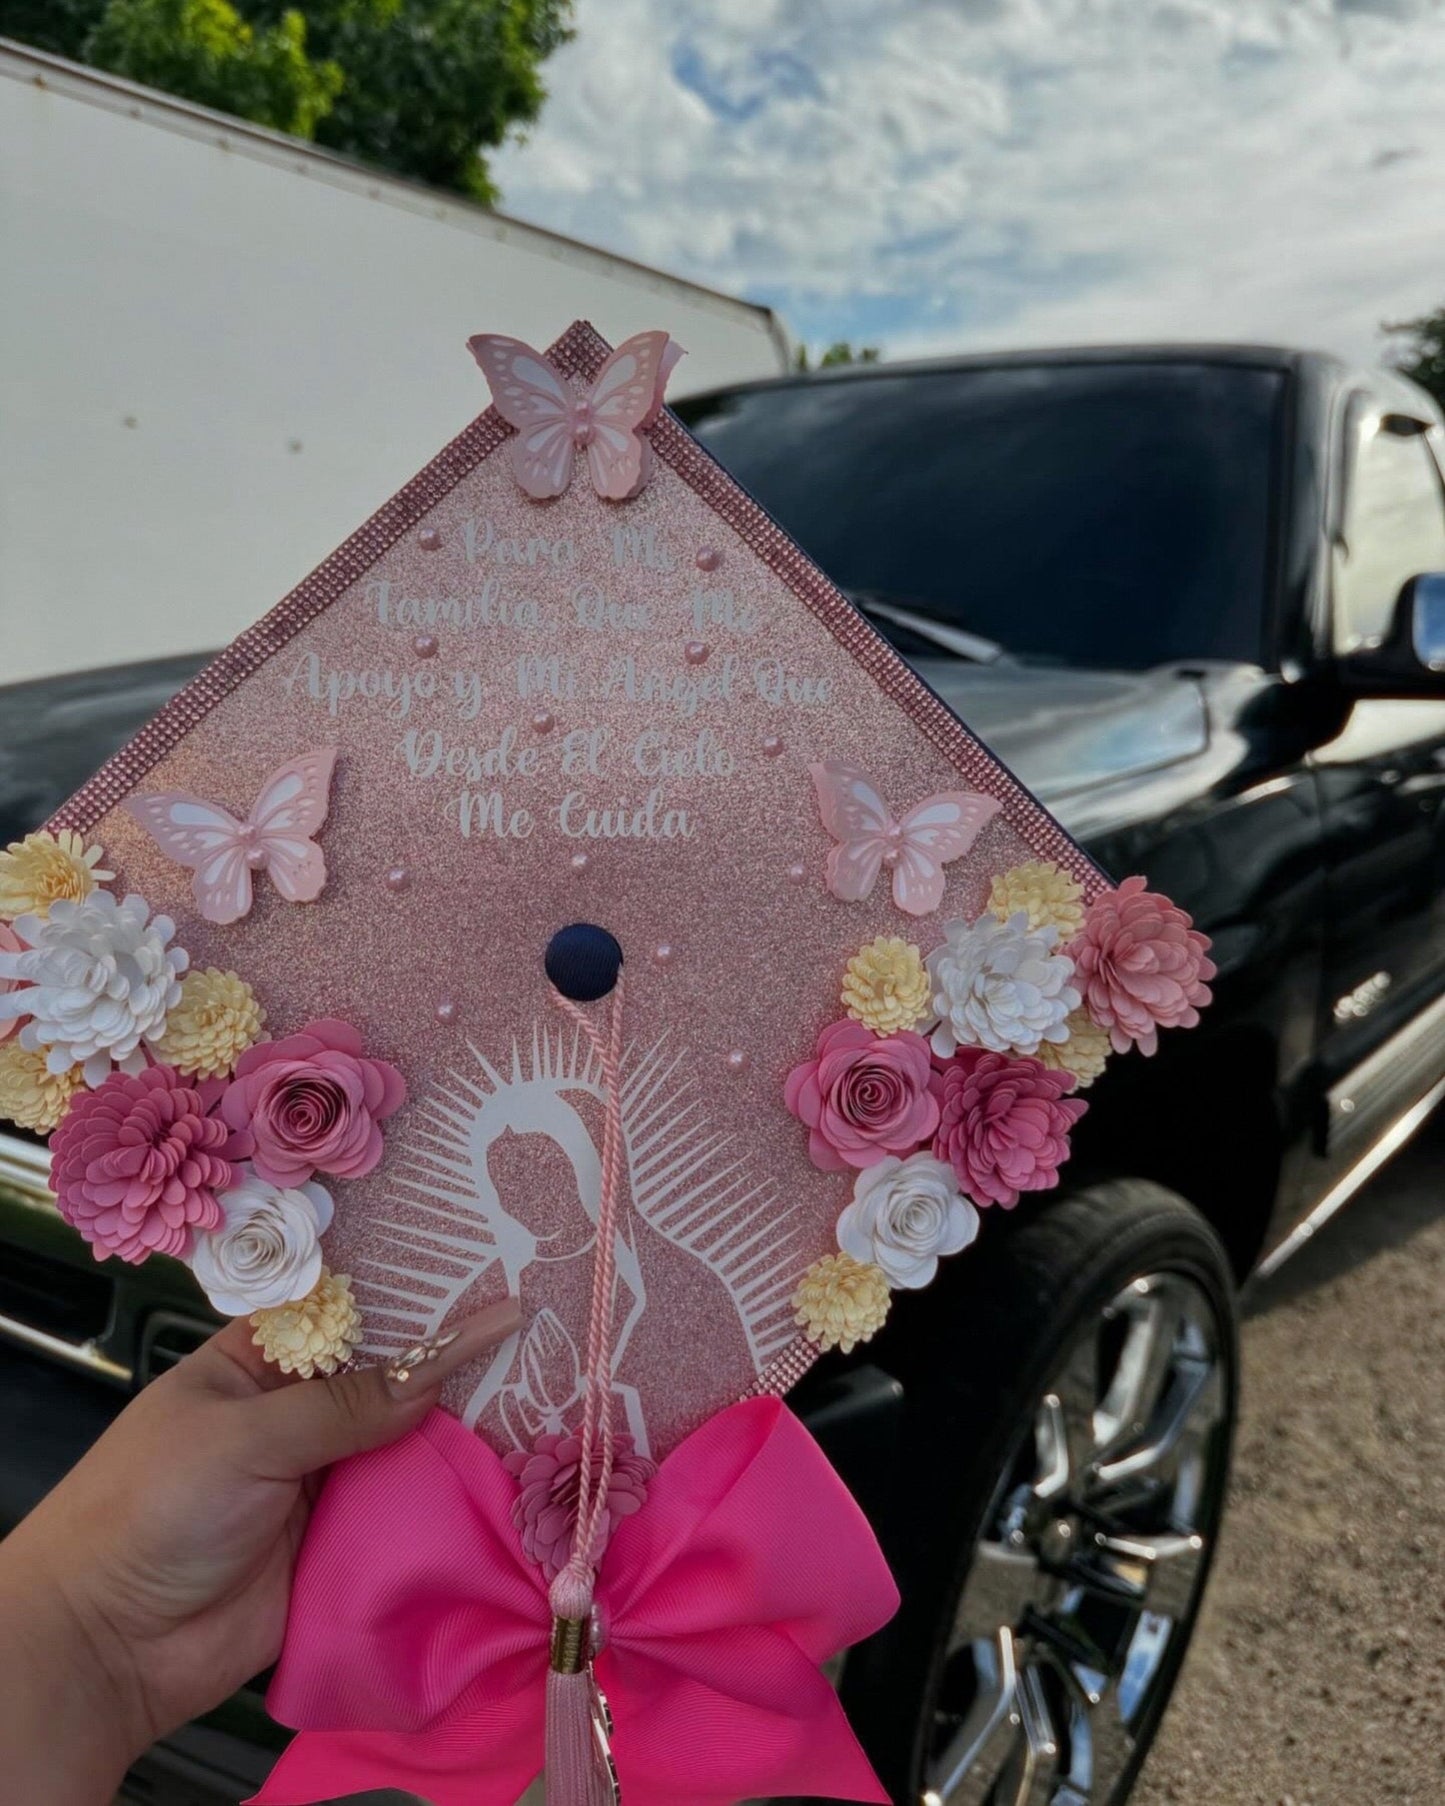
652 942 674 966
695 546 722 572
385 866 410 893
571 851 590 873
412 633 439 659
786 862 807 884
761 735 784 757
725 1049 749 1074
532 709 556 734
419 527 442 551
434 998 458 1024
684 641 710 665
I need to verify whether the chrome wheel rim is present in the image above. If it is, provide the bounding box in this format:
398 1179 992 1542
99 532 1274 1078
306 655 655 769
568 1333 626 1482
921 1270 1229 1806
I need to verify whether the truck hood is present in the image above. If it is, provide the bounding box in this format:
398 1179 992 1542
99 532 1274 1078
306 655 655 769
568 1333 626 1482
912 660 1210 806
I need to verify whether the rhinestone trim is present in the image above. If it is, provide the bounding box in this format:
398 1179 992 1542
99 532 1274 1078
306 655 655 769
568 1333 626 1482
743 1336 822 1401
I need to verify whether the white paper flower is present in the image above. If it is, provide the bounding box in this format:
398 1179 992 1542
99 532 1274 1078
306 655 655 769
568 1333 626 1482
837 1152 979 1290
191 1168 335 1316
926 910 1080 1059
0 892 188 1086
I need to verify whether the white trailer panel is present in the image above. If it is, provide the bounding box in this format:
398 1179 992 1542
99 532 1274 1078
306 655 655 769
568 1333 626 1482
0 43 788 684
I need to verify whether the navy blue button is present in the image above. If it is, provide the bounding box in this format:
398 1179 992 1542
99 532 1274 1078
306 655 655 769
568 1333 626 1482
545 924 624 1001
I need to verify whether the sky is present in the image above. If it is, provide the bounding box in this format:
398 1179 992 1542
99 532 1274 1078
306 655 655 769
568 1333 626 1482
491 0 1445 366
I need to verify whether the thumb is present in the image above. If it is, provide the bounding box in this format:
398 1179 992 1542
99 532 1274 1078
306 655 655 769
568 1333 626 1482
247 1296 524 1479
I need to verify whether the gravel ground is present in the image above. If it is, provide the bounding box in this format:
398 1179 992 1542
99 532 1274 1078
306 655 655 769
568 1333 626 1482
1133 1117 1445 1806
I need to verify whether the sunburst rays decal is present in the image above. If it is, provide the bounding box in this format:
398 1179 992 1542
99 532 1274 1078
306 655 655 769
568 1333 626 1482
351 1022 806 1445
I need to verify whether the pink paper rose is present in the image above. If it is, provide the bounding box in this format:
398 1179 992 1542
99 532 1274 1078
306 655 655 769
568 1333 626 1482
504 1427 656 1580
932 1048 1087 1209
50 1063 234 1263
220 1017 405 1187
785 1019 940 1173
0 921 29 1042
1072 876 1215 1056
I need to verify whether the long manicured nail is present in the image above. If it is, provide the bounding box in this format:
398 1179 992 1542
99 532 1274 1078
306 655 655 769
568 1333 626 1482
385 1296 524 1397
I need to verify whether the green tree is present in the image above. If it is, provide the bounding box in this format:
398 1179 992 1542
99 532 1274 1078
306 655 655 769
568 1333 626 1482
793 340 882 372
1384 308 1445 412
87 0 342 138
0 0 572 200
250 0 573 201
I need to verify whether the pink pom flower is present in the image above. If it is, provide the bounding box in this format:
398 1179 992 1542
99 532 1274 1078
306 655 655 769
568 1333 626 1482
784 1019 940 1173
932 1048 1087 1209
0 921 30 1043
220 1017 405 1187
50 1063 234 1263
1072 876 1215 1056
504 1428 656 1580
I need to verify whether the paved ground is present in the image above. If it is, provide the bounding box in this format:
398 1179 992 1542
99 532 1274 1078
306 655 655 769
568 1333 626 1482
1134 1118 1445 1806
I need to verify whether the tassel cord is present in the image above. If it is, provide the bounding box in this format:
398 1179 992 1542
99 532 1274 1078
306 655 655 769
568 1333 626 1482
543 973 629 1804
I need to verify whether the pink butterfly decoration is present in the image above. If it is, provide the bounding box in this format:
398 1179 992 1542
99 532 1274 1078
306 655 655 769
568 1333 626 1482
467 329 683 501
124 748 337 926
810 760 1001 917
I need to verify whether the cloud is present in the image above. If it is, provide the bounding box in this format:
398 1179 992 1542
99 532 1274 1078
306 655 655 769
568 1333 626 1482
492 0 1445 363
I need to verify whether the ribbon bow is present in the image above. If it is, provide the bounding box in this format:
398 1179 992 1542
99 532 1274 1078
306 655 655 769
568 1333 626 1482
250 1396 899 1806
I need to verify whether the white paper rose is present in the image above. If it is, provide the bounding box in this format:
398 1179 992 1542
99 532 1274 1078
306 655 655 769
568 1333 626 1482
926 910 1080 1059
191 1169 335 1316
0 892 188 1086
837 1153 979 1290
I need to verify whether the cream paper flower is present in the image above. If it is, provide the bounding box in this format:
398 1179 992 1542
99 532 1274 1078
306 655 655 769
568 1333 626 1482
0 830 112 921
792 1251 891 1354
837 1152 979 1290
987 860 1085 941
192 1170 334 1316
1034 1009 1112 1089
841 936 931 1035
926 911 1079 1059
250 1268 362 1377
0 892 187 1086
155 968 266 1079
0 1040 84 1133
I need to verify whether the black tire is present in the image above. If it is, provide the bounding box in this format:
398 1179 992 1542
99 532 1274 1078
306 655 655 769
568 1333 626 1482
840 1179 1238 1806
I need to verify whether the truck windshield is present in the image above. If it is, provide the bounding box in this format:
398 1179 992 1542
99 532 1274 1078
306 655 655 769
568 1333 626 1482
675 360 1284 671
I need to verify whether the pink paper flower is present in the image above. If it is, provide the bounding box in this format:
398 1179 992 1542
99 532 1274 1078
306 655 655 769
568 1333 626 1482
1071 876 1215 1056
784 1019 940 1173
0 921 29 1043
220 1017 405 1187
504 1427 656 1580
50 1063 234 1263
931 1048 1087 1209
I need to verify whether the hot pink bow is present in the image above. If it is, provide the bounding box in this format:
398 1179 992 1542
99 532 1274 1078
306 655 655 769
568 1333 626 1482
249 1396 899 1806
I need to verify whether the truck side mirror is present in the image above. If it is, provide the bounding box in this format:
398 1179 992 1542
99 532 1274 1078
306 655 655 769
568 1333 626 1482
1339 573 1445 695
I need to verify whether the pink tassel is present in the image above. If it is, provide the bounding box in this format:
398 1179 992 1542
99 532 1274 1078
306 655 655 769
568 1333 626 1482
546 1567 618 1805
543 977 629 1804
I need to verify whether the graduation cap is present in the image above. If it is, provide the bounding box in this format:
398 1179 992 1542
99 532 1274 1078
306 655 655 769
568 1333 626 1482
0 323 1213 1806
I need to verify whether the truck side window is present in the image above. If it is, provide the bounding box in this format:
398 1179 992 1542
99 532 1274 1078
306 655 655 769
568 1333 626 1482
1333 412 1445 653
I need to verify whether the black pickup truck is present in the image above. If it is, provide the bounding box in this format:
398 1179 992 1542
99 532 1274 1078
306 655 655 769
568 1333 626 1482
5 344 1445 1806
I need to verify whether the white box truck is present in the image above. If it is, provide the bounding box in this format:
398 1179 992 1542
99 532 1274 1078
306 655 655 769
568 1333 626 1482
0 40 790 684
